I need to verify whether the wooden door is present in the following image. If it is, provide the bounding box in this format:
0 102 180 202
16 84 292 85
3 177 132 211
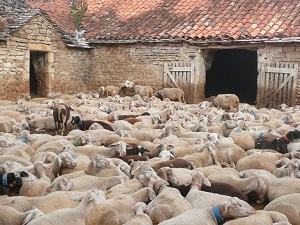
257 63 298 108
163 61 195 103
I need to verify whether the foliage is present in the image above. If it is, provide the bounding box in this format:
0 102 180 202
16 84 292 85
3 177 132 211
70 0 88 30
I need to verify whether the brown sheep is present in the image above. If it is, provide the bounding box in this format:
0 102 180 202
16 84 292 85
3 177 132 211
53 103 74 136
154 88 186 103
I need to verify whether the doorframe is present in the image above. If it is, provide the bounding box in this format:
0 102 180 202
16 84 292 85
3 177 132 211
24 44 55 97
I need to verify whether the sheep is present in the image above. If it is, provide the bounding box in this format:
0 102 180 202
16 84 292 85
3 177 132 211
0 116 17 133
53 103 74 136
105 178 144 198
171 123 211 139
0 155 33 167
71 116 114 131
19 161 52 197
44 152 78 181
0 190 92 213
145 176 193 224
26 190 106 225
0 171 37 196
0 143 33 162
215 142 247 168
132 84 154 98
212 94 240 112
70 141 128 159
85 187 156 225
57 155 111 179
158 197 255 225
28 116 56 132
267 177 300 201
235 151 281 173
208 170 267 203
264 193 300 225
151 158 195 172
35 138 74 154
238 168 277 202
180 141 222 168
138 141 173 159
273 158 300 178
0 205 45 225
123 202 153 225
104 84 123 97
223 210 291 225
154 87 186 103
71 115 114 131
49 175 126 192
17 130 52 147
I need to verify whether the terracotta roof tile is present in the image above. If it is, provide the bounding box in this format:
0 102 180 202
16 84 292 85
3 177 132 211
21 0 300 43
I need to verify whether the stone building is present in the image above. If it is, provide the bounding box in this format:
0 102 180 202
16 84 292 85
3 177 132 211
0 0 300 107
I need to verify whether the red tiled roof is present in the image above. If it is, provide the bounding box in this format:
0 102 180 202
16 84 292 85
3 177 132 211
25 0 300 43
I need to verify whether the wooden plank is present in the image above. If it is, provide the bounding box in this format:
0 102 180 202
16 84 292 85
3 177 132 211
264 75 293 107
168 67 191 72
283 63 290 106
265 67 295 73
167 71 179 88
291 64 298 106
163 62 168 87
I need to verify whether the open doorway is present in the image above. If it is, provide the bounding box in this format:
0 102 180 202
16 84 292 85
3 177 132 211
205 49 258 105
30 51 47 98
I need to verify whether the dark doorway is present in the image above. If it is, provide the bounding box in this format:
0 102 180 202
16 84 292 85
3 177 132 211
205 49 258 104
30 51 47 98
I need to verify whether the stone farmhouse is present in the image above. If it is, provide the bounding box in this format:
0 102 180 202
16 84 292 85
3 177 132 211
0 0 300 107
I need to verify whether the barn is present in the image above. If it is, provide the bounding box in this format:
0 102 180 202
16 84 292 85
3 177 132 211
0 0 300 107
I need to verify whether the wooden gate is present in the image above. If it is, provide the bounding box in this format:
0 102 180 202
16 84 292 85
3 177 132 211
257 63 298 108
163 61 195 103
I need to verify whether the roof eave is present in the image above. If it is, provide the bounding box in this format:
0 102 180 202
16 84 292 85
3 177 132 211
86 37 300 45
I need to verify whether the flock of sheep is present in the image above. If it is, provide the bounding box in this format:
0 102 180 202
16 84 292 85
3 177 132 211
0 82 300 225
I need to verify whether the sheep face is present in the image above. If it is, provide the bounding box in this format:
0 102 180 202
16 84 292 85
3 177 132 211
109 141 127 157
223 197 255 218
90 156 111 174
57 152 77 168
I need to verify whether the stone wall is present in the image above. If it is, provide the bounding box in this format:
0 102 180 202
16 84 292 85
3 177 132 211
0 14 61 100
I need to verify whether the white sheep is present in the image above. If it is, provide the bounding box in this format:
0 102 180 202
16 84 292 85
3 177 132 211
123 202 153 225
267 177 300 201
70 141 128 159
223 210 291 225
0 205 44 225
49 175 126 192
158 197 255 225
86 187 156 225
19 161 52 197
208 170 267 203
264 193 300 225
26 189 106 225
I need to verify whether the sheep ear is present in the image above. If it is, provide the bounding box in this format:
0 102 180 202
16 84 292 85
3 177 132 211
203 177 211 187
57 155 63 167
22 213 33 225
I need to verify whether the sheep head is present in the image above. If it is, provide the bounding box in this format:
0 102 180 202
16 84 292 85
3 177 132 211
57 152 77 168
221 197 255 219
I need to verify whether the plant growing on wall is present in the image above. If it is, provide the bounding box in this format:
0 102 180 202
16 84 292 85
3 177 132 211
70 0 88 30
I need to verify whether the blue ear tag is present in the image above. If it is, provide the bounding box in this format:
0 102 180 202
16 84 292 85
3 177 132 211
19 137 27 143
2 174 8 186
71 155 76 159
